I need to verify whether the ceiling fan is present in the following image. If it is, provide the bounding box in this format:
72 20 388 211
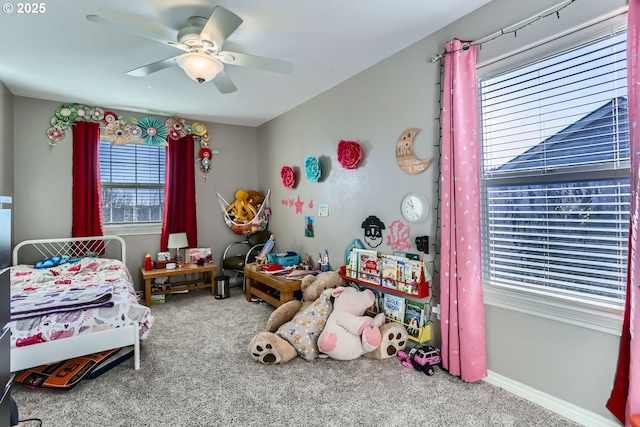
86 6 294 94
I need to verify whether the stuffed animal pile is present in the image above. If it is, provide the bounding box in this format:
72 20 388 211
248 272 408 364
225 189 265 224
248 271 344 364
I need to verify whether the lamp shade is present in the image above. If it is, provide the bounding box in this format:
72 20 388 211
167 232 189 249
176 52 223 83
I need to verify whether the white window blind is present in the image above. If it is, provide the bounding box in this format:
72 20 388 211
99 141 166 225
479 30 629 310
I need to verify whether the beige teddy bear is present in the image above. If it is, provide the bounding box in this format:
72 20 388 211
248 271 345 364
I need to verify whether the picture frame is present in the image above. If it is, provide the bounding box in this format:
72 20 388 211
188 248 213 265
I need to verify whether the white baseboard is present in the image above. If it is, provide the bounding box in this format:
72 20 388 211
484 370 620 427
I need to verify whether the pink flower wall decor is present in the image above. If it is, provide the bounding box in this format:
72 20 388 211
337 139 362 169
280 165 296 189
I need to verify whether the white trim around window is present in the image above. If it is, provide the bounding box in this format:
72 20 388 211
104 223 162 236
483 285 623 336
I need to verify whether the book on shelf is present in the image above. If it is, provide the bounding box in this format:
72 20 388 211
345 239 365 277
404 300 426 339
356 249 380 284
396 258 406 291
368 288 385 314
380 255 398 290
383 294 405 322
347 247 360 278
402 259 424 295
376 290 385 314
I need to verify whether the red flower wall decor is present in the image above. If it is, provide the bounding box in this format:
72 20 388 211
280 166 296 189
337 140 362 169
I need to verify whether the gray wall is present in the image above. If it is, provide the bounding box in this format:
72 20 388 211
12 96 258 290
256 0 626 421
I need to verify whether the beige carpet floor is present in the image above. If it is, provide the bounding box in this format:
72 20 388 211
11 287 581 427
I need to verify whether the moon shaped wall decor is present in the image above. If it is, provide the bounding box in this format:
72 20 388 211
396 128 433 174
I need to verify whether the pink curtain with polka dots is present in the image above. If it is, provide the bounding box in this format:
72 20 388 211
607 1 640 424
439 39 487 382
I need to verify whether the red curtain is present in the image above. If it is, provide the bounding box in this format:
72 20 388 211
71 121 103 238
607 1 640 424
160 134 198 251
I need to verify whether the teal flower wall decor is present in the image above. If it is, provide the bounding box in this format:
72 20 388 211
305 155 321 182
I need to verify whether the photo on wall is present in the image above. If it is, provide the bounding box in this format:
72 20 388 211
305 216 315 237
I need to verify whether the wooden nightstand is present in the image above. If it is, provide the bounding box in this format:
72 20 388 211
140 264 218 306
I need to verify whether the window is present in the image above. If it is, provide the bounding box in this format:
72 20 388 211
478 30 629 323
99 141 166 227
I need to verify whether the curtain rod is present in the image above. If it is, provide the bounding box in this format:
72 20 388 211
429 0 576 63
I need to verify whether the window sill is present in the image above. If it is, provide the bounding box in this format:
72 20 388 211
104 224 162 236
483 286 623 336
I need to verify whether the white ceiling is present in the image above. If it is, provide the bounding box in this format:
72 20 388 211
0 0 492 127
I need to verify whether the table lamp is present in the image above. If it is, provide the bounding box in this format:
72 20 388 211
167 232 189 266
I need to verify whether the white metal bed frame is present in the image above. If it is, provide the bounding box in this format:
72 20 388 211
10 235 141 372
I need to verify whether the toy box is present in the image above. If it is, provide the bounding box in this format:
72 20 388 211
267 252 300 267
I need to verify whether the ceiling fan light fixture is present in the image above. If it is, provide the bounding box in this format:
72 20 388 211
176 52 223 83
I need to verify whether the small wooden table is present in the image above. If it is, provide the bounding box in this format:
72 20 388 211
140 264 217 306
244 265 302 307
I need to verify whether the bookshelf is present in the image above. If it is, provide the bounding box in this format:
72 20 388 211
339 251 432 343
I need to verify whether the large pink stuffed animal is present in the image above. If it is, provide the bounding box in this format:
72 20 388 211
317 286 387 360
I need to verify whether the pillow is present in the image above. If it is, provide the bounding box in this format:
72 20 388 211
275 288 333 361
34 256 82 269
34 256 70 269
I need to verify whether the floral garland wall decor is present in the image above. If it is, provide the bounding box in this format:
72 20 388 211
280 166 296 189
193 121 219 180
198 146 215 180
165 117 187 141
135 117 169 146
104 118 137 145
304 155 321 182
46 103 220 179
337 139 362 169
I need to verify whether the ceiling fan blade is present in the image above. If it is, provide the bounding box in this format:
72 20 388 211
126 57 177 77
200 6 243 48
86 15 188 52
212 70 238 94
218 51 294 74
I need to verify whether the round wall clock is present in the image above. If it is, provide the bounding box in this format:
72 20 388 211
401 193 429 223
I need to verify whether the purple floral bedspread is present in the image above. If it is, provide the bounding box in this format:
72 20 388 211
10 258 118 320
9 258 154 348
